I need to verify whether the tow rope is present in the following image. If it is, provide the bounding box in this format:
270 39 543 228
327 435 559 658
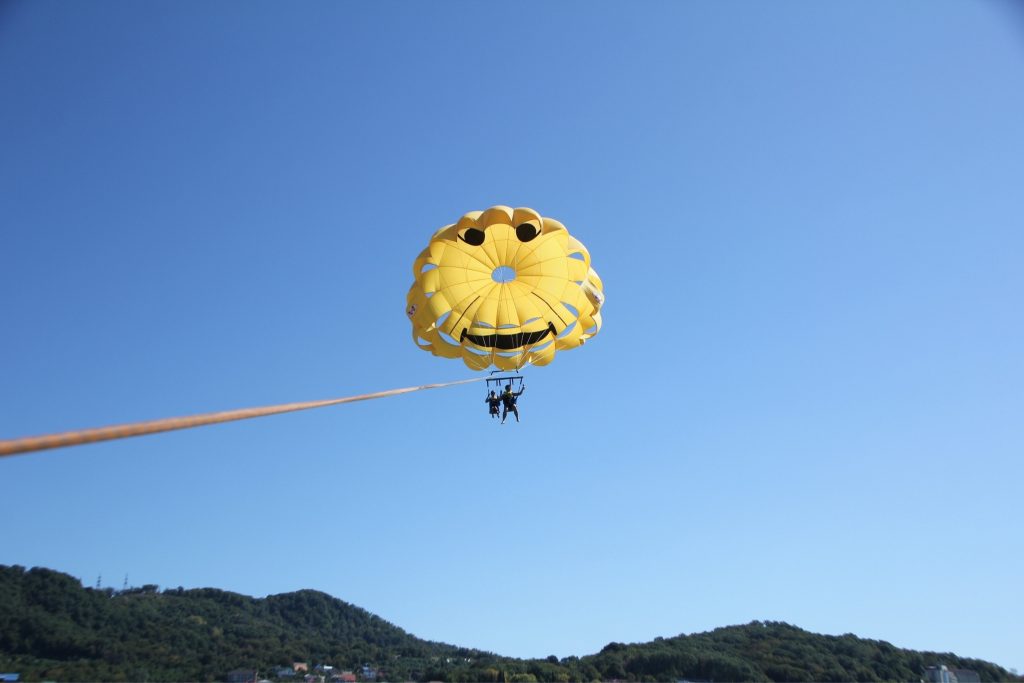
0 377 483 458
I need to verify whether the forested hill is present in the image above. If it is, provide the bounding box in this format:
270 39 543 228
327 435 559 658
1 565 1018 683
584 624 1018 682
0 565 475 682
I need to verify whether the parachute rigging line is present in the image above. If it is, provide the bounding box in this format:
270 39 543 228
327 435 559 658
0 377 483 458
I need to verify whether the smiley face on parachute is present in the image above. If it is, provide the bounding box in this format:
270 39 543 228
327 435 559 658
406 206 604 371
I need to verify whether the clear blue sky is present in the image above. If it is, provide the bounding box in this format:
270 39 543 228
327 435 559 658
2 0 1022 673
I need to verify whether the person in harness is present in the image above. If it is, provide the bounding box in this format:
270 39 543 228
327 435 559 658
500 383 525 424
484 390 502 419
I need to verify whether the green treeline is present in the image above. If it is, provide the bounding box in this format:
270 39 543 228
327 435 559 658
0 565 1018 682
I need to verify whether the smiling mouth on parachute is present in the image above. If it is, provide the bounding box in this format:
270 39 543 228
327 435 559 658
461 323 557 350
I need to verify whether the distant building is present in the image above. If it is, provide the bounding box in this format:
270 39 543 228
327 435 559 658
276 667 297 678
926 665 956 683
924 665 980 683
227 670 257 683
0 674 20 682
332 673 357 683
293 663 309 673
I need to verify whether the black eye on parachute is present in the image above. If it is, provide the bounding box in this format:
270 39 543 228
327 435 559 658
516 223 539 242
459 227 485 246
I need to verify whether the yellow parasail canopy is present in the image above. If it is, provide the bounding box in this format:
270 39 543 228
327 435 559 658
406 206 604 371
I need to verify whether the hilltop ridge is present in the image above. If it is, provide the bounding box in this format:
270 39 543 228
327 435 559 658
0 565 1018 682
